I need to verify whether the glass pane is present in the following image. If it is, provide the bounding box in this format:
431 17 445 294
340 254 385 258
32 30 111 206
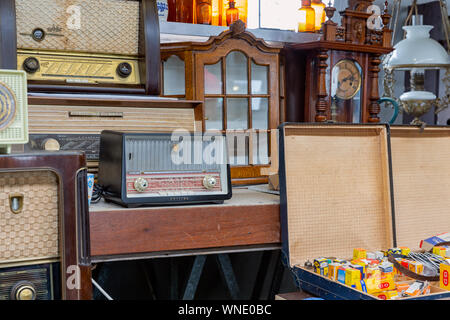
227 132 249 166
330 59 362 123
163 55 185 95
204 61 223 95
227 98 248 130
251 98 268 129
251 62 268 94
252 131 269 165
205 98 223 130
226 51 248 94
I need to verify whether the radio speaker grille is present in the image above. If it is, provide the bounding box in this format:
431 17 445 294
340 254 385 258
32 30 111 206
0 171 59 265
16 0 140 55
0 70 28 144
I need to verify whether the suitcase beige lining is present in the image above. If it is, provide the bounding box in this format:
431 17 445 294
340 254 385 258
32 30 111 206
391 126 450 251
282 124 394 267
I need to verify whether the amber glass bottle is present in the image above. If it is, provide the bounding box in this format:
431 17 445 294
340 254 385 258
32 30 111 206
167 0 176 22
220 0 247 26
226 1 239 26
311 0 326 31
298 0 315 32
175 0 194 23
196 0 212 25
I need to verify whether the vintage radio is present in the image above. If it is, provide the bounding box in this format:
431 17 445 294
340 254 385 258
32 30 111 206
0 151 92 300
0 69 28 154
21 93 203 177
98 131 232 207
0 0 160 94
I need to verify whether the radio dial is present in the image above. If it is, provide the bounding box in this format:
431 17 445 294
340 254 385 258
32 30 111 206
42 138 61 151
134 177 149 193
23 57 40 74
10 281 36 300
117 62 132 78
203 175 217 190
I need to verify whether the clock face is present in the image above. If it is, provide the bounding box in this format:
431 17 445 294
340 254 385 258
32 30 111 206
332 59 362 100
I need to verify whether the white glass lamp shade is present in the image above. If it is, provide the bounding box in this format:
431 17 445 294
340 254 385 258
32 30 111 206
399 90 437 102
386 25 450 70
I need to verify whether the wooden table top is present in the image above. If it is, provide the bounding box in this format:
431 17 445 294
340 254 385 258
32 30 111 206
89 187 281 262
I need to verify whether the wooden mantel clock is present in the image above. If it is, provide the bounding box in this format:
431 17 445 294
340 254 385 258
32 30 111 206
284 0 393 123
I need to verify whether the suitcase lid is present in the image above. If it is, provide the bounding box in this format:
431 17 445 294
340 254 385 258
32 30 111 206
279 123 396 268
390 125 450 250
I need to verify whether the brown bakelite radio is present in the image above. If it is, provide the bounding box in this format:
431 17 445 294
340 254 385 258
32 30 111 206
0 152 92 300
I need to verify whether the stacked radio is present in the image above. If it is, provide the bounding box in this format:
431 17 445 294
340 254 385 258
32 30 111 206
0 0 167 300
98 131 232 207
0 0 160 94
0 0 235 301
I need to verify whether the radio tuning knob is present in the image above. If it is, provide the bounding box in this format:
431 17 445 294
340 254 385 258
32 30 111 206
10 281 37 300
23 57 40 74
31 28 46 42
117 62 132 78
203 175 217 190
134 177 149 193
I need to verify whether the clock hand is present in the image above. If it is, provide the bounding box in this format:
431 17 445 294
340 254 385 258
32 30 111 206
341 75 355 83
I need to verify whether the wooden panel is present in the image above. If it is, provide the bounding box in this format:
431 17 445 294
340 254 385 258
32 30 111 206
27 95 203 132
89 188 280 257
140 0 161 95
28 105 197 134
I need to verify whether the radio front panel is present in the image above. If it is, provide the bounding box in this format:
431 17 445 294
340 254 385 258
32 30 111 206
18 51 141 85
0 169 61 300
124 135 227 198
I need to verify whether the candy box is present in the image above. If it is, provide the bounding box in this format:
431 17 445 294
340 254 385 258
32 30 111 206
404 281 430 297
279 124 450 300
394 259 410 275
387 248 402 256
350 263 365 280
440 264 450 291
379 262 393 273
433 247 447 258
345 268 361 287
408 261 424 275
421 232 450 251
396 282 410 294
353 248 367 260
365 274 396 294
366 267 381 279
328 263 340 281
337 266 349 284
313 258 329 276
399 247 411 256
376 290 399 300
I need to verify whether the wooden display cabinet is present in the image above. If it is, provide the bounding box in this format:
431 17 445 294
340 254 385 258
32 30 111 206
160 21 283 185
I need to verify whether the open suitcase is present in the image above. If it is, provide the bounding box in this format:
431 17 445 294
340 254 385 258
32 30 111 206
278 123 450 300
